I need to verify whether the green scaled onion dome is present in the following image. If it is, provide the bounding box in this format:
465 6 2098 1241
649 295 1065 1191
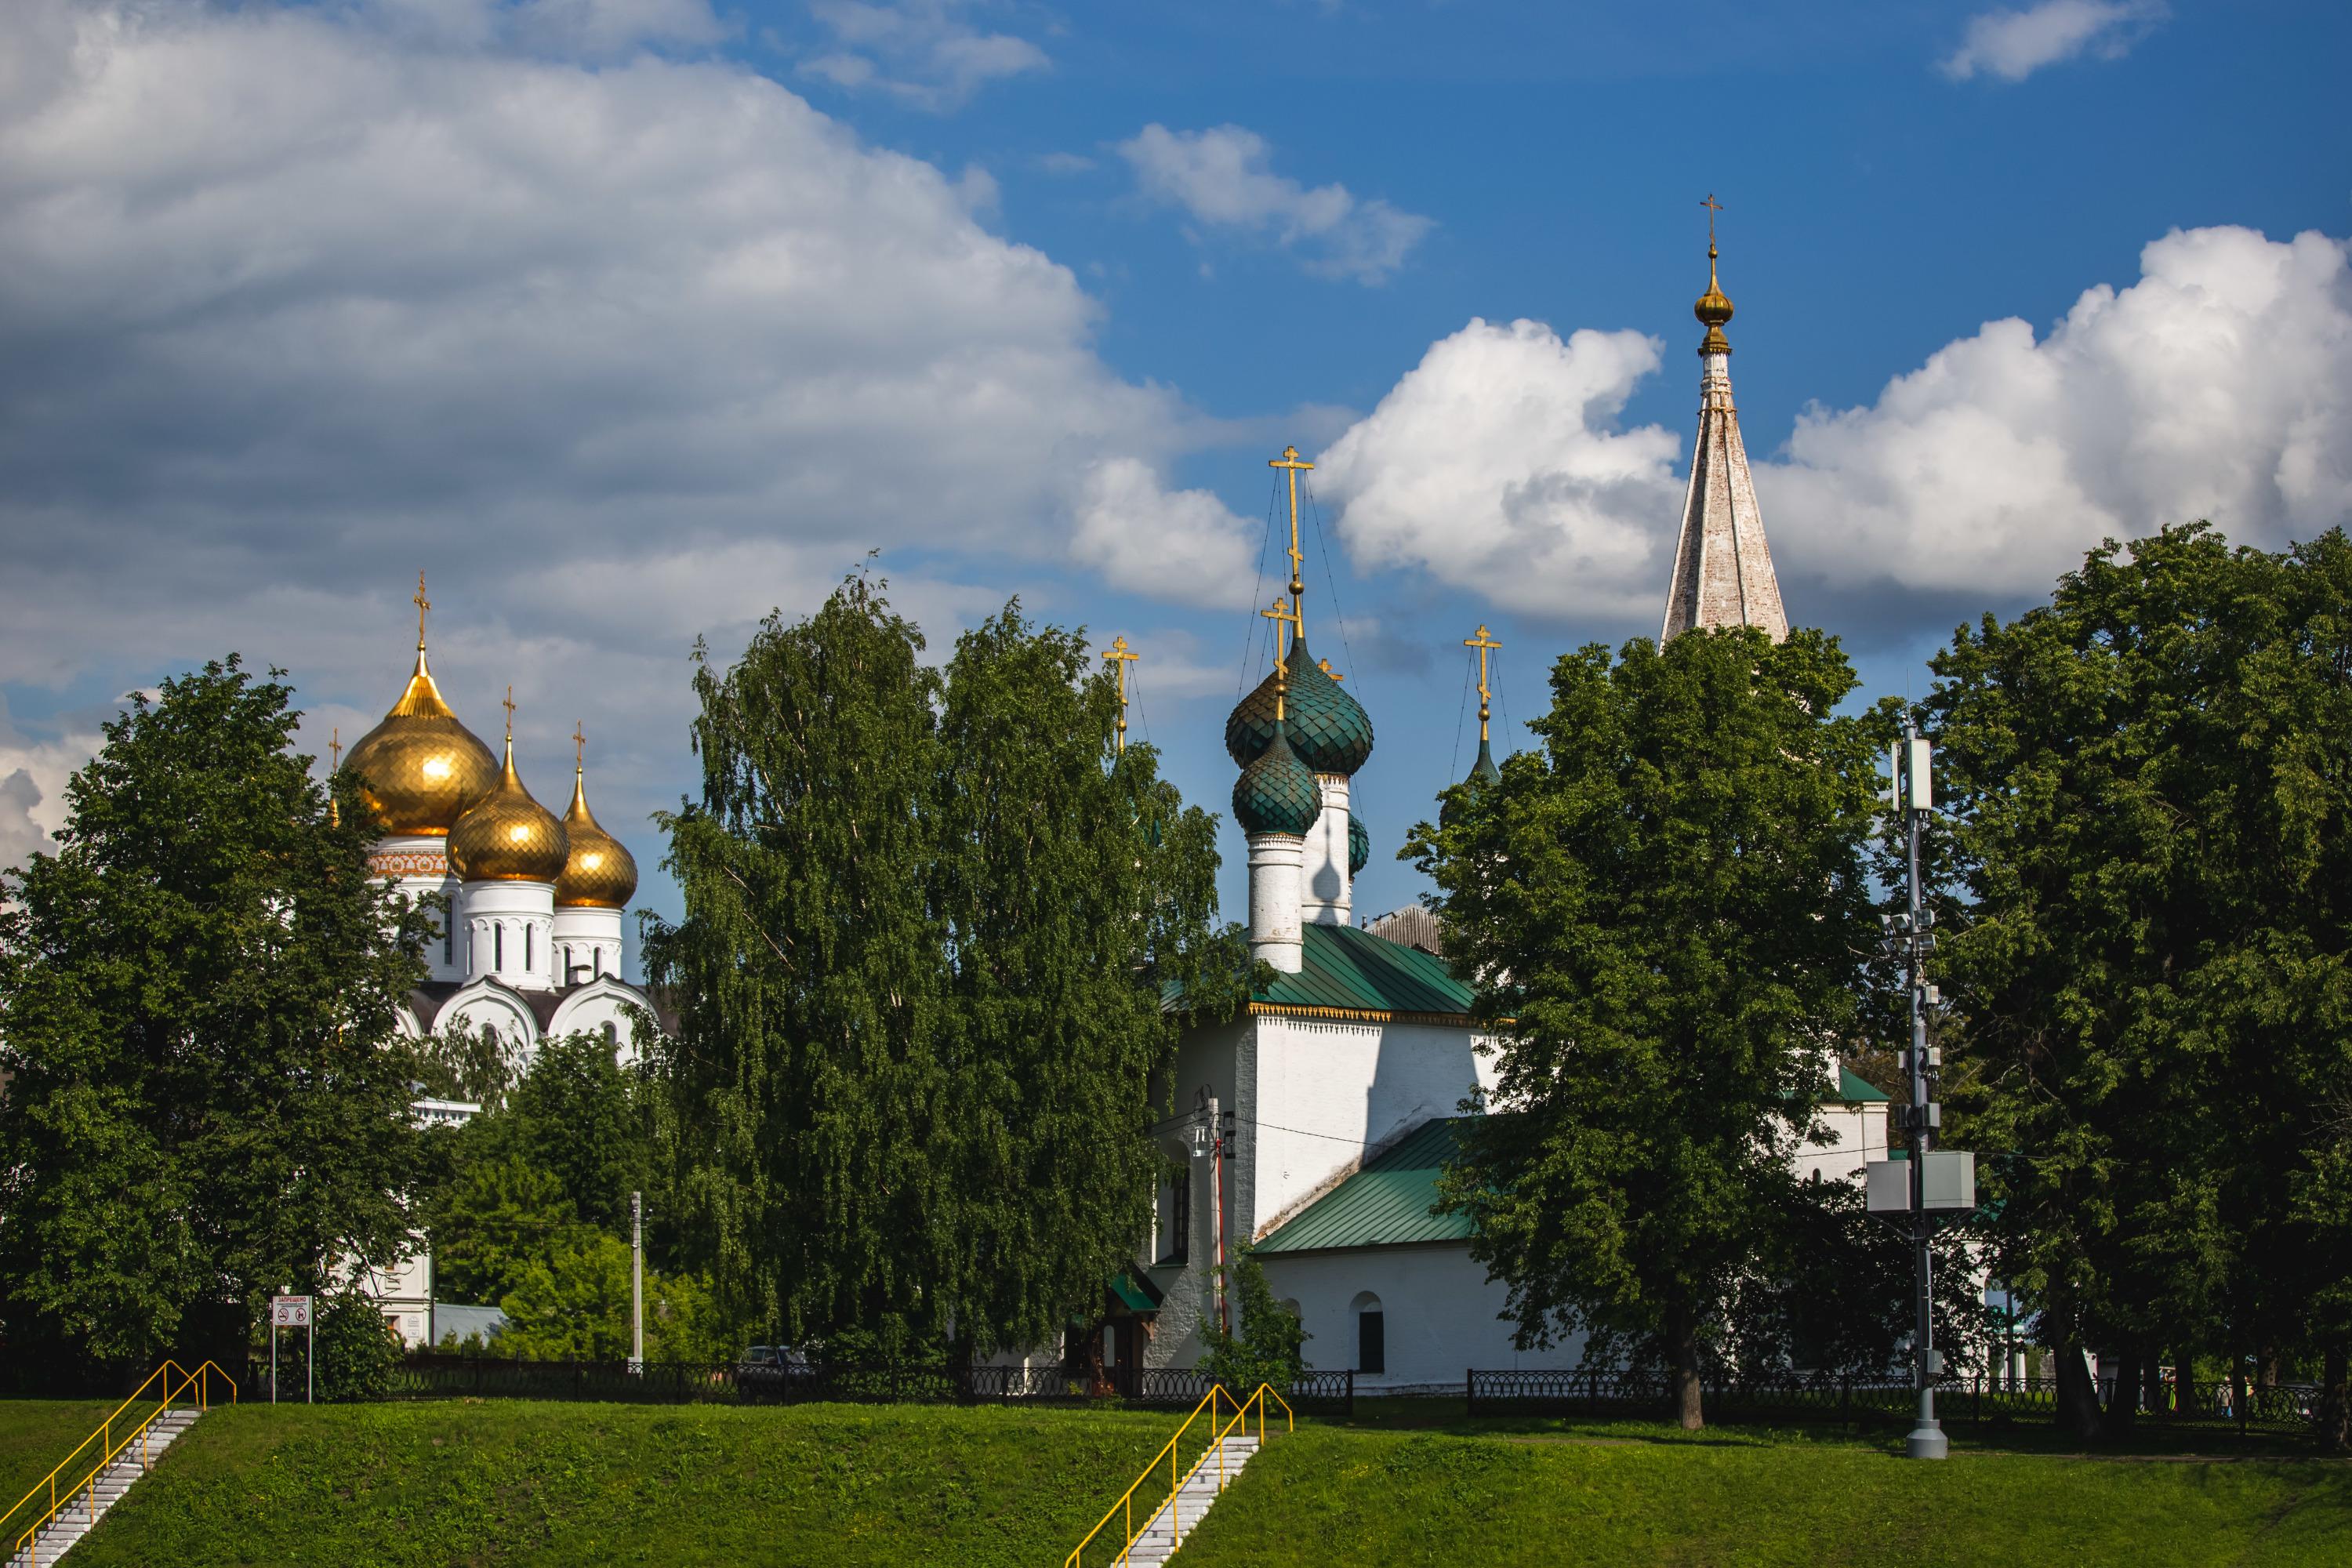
1348 810 1369 876
1225 635 1374 776
1232 721 1323 837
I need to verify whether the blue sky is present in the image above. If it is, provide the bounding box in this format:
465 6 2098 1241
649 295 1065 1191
2 0 2348 965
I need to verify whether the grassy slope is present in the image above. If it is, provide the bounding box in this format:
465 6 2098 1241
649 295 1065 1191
1181 1421 2352 1568
66 1400 1174 1568
0 1400 122 1535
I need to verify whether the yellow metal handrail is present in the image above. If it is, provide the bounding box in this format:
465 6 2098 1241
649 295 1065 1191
2 1359 237 1566
1065 1381 1294 1567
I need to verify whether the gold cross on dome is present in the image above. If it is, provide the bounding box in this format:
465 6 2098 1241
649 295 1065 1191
413 572 431 648
1102 636 1140 753
329 727 342 774
1269 445 1314 608
1261 596 1301 721
1319 657 1344 684
1464 623 1502 742
1700 192 1722 245
502 684 517 741
573 722 587 768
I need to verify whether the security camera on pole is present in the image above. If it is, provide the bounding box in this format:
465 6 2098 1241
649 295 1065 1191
1865 721 1975 1461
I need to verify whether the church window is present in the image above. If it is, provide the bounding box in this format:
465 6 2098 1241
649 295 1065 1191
494 924 504 970
1351 1291 1385 1375
525 924 534 971
594 947 604 980
602 1022 617 1047
442 919 452 967
1163 1169 1190 1265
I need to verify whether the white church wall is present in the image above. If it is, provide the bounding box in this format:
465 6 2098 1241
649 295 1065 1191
368 835 465 981
1301 776 1352 926
436 982 540 1067
1258 1243 1585 1393
1796 1102 1889 1185
545 978 655 1067
552 905 625 989
463 879 557 990
1242 1014 1499 1243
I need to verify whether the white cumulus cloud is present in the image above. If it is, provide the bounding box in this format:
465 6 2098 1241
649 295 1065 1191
1072 458 1261 611
1312 227 2352 631
1313 319 1683 619
1764 225 2352 597
801 0 1050 112
1940 1 2167 83
1116 124 1433 285
0 0 1230 892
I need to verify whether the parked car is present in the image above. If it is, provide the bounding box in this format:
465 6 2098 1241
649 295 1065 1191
736 1344 814 1402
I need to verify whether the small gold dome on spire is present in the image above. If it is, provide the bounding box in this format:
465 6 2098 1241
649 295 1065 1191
447 691 568 884
555 728 637 909
341 575 498 836
1694 194 1733 354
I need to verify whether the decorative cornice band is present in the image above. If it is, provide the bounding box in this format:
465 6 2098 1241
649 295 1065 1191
368 848 448 879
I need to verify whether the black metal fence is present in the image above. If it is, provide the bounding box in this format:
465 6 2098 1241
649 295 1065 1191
373 1352 1353 1415
1464 1368 2321 1435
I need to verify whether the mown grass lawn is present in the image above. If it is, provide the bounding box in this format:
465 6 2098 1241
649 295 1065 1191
13 1396 2350 1567
0 1399 120 1532
59 1399 1174 1567
1179 1419 2352 1568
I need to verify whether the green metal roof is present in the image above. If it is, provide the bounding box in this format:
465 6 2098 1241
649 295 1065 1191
1256 1117 1473 1254
1838 1067 1890 1103
1254 922 1477 1017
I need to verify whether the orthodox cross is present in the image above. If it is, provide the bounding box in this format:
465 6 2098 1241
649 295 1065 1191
1102 636 1140 754
502 684 516 742
329 727 342 775
1464 623 1502 742
1261 597 1301 720
1318 656 1344 684
1700 192 1722 246
573 722 587 771
1269 445 1315 616
413 572 431 648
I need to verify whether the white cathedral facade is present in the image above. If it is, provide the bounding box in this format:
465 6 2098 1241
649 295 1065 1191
1106 239 1892 1391
339 594 662 1347
339 589 662 1070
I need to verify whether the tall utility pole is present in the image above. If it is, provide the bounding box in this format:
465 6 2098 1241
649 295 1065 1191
629 1191 644 1375
1896 719 1946 1461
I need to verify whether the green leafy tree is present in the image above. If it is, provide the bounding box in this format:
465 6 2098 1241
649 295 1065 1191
644 578 1240 1356
0 658 433 1364
499 1032 654 1233
425 1153 593 1306
1408 626 1893 1429
411 1023 517 1112
1924 524 2352 1440
1199 1249 1308 1392
313 1287 402 1402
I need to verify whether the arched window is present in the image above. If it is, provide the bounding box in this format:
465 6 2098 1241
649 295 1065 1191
602 1021 617 1047
1349 1290 1385 1375
524 924 534 971
442 918 453 967
593 947 604 980
493 923 504 970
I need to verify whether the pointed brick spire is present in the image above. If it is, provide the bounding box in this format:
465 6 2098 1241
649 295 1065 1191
1661 216 1788 644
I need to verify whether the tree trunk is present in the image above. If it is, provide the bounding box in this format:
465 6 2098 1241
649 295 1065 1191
2141 1356 2165 1422
2103 1348 2139 1436
1670 1313 1704 1432
2318 1342 2350 1454
2056 1341 2103 1441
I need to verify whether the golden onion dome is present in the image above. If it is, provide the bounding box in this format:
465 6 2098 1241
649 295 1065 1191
1695 240 1734 354
554 764 637 909
342 644 499 836
447 733 569 884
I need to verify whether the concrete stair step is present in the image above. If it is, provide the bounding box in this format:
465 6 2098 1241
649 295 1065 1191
9 1409 209 1567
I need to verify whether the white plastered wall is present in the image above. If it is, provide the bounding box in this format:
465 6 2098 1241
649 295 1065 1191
463 879 558 990
369 834 465 981
552 904 625 988
1256 1243 1585 1393
546 978 656 1067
